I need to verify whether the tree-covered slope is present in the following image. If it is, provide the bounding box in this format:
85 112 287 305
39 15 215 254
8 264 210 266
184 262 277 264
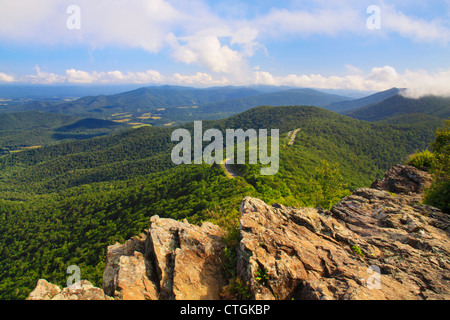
345 94 450 122
327 87 403 113
198 88 350 114
0 105 441 196
0 111 127 155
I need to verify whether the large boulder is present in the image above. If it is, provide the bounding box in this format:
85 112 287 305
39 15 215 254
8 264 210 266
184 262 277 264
102 215 227 300
370 164 433 198
102 232 150 299
237 184 450 300
27 279 111 300
144 216 227 300
27 279 62 300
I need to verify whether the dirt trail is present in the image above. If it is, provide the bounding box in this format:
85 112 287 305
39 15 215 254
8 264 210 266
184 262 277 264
288 128 301 145
223 157 238 178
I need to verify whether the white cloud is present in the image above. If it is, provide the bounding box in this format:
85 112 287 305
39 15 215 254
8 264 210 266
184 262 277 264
172 72 228 86
171 32 244 74
401 69 450 98
0 0 188 51
3 65 450 98
64 69 164 84
65 69 96 83
381 3 450 44
26 66 65 84
253 5 362 39
245 65 450 97
0 72 15 83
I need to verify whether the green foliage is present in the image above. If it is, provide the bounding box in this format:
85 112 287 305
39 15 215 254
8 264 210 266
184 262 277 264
221 277 252 300
221 246 238 280
306 160 350 210
255 266 269 286
351 245 364 257
407 150 435 170
423 120 450 213
425 181 450 213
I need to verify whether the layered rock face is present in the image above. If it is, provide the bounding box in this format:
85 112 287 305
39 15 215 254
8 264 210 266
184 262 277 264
28 165 450 300
238 191 449 300
370 164 433 200
101 216 227 300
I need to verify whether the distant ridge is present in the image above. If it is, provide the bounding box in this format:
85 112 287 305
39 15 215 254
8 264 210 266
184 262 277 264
0 110 78 130
346 94 450 122
198 88 351 114
54 118 123 132
4 85 351 125
327 87 404 113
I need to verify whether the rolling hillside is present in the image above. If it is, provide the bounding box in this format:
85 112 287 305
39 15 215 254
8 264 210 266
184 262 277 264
328 87 404 113
0 105 441 196
197 88 351 114
0 111 127 155
346 94 450 122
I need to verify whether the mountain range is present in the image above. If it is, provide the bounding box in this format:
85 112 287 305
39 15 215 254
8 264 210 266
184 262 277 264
2 85 352 126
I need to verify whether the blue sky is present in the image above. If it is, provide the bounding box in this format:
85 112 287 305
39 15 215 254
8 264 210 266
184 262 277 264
0 0 449 97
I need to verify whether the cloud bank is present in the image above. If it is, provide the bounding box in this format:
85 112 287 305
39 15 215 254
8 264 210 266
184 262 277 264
2 65 450 98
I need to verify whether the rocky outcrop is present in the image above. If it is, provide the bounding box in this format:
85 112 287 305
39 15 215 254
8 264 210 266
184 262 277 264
370 164 433 200
102 232 151 299
238 190 450 300
28 165 450 300
102 215 227 300
27 279 111 300
237 165 449 300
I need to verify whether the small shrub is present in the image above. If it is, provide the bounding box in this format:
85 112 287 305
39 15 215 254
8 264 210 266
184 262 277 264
220 276 252 300
222 246 238 279
424 180 450 214
255 266 269 286
351 245 364 257
407 150 435 170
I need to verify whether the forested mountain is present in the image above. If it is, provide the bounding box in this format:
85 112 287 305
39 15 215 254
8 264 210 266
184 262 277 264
0 111 78 131
3 86 351 126
327 87 403 113
0 103 445 299
197 88 350 114
1 105 440 196
346 94 450 122
0 111 127 155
